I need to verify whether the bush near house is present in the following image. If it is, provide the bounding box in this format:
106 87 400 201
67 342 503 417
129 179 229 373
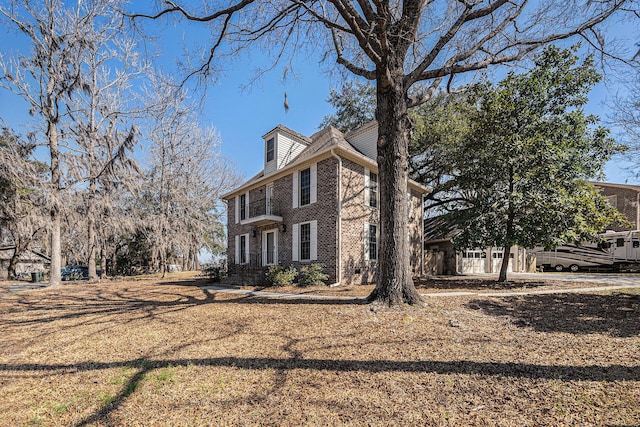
297 263 328 287
265 265 297 287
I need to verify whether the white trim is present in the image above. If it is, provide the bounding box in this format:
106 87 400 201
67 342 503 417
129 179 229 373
234 196 239 224
310 163 317 204
262 229 278 266
310 220 317 261
364 222 370 260
235 235 240 263
292 223 299 261
292 171 298 209
243 233 250 264
364 167 370 206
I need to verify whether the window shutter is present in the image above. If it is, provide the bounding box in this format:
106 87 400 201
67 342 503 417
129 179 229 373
364 222 370 261
244 233 250 264
235 196 239 224
245 192 250 219
292 171 298 209
364 167 370 205
292 223 299 261
310 163 317 204
310 220 317 261
235 235 240 263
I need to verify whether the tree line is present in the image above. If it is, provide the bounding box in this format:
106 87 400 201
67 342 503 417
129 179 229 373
0 0 240 283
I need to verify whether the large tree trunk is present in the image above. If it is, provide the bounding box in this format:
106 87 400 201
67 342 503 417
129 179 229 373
498 245 511 283
367 64 423 306
49 122 62 286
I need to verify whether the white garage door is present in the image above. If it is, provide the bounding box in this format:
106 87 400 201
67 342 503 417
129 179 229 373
461 250 486 274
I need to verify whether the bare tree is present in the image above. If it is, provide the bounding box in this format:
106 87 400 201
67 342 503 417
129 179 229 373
0 125 48 278
65 1 145 281
0 0 97 285
141 76 240 277
133 0 634 305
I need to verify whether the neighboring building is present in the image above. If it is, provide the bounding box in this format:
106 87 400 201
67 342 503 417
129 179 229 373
0 246 50 280
592 181 640 231
422 216 530 276
222 122 428 285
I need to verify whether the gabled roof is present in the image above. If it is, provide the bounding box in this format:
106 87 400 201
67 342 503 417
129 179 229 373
222 123 429 199
423 215 459 243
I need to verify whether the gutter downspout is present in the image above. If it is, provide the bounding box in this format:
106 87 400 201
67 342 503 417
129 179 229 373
330 149 342 286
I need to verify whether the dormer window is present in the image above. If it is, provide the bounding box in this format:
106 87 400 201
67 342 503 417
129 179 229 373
266 138 275 162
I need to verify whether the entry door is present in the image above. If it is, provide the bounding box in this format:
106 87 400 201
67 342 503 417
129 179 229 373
262 229 278 265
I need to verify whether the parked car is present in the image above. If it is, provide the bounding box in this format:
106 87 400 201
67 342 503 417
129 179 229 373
61 266 89 281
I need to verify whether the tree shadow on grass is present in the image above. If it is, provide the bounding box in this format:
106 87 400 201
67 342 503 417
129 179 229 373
0 355 637 426
466 292 640 337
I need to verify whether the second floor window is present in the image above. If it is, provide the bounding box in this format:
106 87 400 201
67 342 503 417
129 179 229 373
266 138 275 162
300 168 311 206
240 194 247 220
369 171 378 208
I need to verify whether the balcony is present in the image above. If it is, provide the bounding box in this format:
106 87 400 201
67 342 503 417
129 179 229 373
240 198 283 226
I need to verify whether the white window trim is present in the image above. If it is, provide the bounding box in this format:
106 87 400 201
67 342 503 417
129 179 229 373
262 229 278 266
236 233 250 264
364 222 378 261
292 163 317 208
234 196 239 224
364 168 378 208
292 220 317 261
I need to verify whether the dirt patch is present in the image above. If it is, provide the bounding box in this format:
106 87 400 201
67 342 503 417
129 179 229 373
0 275 638 426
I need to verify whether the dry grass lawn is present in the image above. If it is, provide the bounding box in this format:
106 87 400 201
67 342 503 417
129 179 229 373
0 272 638 426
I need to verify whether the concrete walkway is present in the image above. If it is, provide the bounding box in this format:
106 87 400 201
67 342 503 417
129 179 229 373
202 281 640 300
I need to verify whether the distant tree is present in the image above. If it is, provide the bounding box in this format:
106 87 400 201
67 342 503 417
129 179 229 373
0 125 48 278
141 77 240 277
449 46 625 282
0 0 96 285
65 1 144 280
319 81 375 133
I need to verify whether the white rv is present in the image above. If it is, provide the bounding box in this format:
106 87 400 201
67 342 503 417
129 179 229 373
533 230 640 272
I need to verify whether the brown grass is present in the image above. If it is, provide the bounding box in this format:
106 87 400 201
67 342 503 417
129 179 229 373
0 272 638 426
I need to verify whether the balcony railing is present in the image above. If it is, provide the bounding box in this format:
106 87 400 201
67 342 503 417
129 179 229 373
244 198 282 223
249 198 280 217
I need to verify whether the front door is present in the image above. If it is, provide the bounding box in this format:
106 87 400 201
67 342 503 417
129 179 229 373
262 229 278 265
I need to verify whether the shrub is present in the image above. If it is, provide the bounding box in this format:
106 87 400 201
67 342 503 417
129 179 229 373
297 263 328 287
265 265 297 287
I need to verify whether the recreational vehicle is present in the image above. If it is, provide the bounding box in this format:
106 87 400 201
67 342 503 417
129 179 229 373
533 230 640 272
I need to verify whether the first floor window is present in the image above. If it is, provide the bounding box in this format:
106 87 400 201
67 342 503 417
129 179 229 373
240 235 247 264
368 224 377 261
300 223 311 260
292 221 317 262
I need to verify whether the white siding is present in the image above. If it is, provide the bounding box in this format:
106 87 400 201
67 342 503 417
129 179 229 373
277 134 306 169
346 124 378 160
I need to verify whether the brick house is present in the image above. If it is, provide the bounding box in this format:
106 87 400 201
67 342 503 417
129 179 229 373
222 122 428 285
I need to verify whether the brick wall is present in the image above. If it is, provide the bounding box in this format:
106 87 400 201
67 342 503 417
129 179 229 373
596 185 639 231
226 155 424 286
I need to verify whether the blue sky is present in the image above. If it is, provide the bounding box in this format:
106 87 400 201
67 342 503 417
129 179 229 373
0 3 638 184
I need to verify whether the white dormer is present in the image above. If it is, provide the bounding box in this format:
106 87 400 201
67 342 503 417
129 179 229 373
263 125 310 175
345 121 378 161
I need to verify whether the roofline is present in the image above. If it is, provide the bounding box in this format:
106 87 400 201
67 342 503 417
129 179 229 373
261 124 312 144
344 120 378 140
590 181 640 192
222 144 430 199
